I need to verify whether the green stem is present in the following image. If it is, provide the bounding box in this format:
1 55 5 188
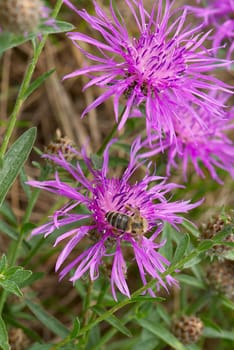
53 247 202 349
0 0 63 160
97 107 127 156
0 0 63 315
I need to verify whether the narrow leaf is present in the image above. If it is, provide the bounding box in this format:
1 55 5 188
0 220 18 240
0 128 37 208
176 274 205 289
0 202 17 225
38 20 74 34
93 306 132 337
25 299 69 338
137 319 187 350
0 315 10 350
70 317 80 339
173 234 190 264
24 69 55 100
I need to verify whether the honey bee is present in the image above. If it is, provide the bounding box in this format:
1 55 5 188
105 205 148 237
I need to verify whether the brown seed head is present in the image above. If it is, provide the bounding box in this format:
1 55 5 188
200 214 234 258
45 129 77 162
206 260 234 300
0 0 44 34
8 328 30 350
171 315 203 345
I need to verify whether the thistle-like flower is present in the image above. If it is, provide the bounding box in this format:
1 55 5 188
140 95 234 184
63 0 232 143
27 139 199 299
186 0 234 59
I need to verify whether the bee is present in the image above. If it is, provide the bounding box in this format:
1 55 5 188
105 205 148 237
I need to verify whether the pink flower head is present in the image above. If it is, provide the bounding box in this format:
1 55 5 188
140 93 234 184
27 139 200 300
187 0 234 59
63 0 232 144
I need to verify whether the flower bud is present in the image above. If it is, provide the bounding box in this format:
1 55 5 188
171 315 203 345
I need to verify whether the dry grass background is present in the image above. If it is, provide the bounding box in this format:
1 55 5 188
0 0 233 346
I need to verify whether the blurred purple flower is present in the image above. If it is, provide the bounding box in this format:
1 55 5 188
63 0 232 143
186 0 234 59
140 94 234 184
27 139 200 299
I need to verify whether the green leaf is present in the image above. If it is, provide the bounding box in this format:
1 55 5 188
93 306 132 337
19 167 31 199
159 222 173 261
0 315 10 350
23 69 55 100
176 274 205 289
6 268 32 285
181 220 200 237
203 327 234 341
197 240 213 252
0 279 22 297
0 32 35 55
0 128 37 208
28 344 53 350
0 255 8 272
0 202 17 225
70 317 80 339
0 220 18 240
137 319 187 350
221 296 234 310
38 20 74 34
25 299 69 338
173 234 190 264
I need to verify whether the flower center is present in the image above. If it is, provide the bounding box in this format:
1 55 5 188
124 31 187 93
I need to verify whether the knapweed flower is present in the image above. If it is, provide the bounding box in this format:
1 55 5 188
140 95 234 184
0 0 52 35
186 0 234 59
63 0 232 143
27 139 199 300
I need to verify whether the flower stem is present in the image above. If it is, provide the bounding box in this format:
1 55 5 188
0 0 63 315
0 0 63 161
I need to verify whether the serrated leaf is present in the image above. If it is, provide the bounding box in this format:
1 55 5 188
0 315 10 350
0 279 22 297
0 128 37 208
24 69 55 100
19 271 44 288
93 306 132 337
25 299 69 338
70 317 80 339
0 220 18 240
7 269 32 285
137 319 187 350
173 234 190 264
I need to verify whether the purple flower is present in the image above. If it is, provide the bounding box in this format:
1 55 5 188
63 0 232 143
27 139 200 300
140 93 234 184
186 0 234 59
